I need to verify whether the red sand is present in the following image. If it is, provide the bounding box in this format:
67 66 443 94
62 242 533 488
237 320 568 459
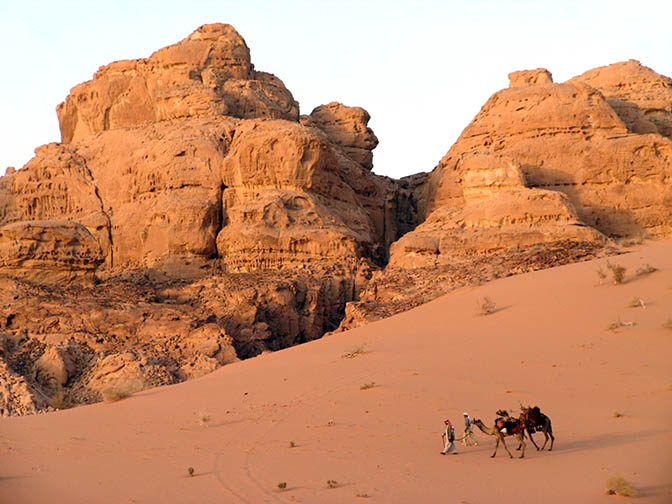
2 240 671 503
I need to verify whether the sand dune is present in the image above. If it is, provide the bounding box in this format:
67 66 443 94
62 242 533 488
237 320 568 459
2 240 671 503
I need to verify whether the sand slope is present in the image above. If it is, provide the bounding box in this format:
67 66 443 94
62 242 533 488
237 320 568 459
2 240 671 503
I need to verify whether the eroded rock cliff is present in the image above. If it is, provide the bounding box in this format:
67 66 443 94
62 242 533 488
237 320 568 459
1 24 669 414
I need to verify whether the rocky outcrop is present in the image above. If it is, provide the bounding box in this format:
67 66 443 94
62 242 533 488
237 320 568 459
568 60 672 139
0 221 104 283
57 24 298 144
306 102 379 170
390 63 672 270
508 68 553 88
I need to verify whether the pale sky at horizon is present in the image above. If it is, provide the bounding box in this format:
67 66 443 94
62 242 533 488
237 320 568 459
1 0 671 179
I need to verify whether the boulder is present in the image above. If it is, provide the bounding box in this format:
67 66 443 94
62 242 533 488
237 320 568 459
308 102 379 170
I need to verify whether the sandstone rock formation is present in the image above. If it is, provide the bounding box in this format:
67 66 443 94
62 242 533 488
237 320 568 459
1 22 670 415
57 24 298 144
568 60 672 139
390 62 672 270
0 220 103 283
306 102 379 170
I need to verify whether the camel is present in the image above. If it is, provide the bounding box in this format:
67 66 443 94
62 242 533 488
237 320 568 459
472 417 526 458
520 406 554 451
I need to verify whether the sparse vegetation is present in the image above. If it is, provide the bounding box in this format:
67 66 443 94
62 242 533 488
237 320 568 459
636 263 658 276
48 389 71 410
360 381 376 390
613 411 625 418
197 411 211 426
289 441 296 448
277 482 287 490
663 318 672 330
596 266 607 283
605 474 636 496
342 344 367 359
606 262 626 284
606 319 636 331
356 493 370 498
477 296 497 316
187 467 195 477
628 297 646 308
101 379 143 402
327 479 338 489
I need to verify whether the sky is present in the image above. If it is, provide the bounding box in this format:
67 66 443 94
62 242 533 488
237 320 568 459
1 0 671 179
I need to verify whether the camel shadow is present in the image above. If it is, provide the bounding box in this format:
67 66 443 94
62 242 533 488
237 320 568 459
550 428 666 454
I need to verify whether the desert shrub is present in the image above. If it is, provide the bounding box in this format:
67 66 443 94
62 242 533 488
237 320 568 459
477 296 496 316
605 474 636 496
596 266 607 283
327 479 338 489
636 263 658 276
187 467 195 477
360 382 376 390
606 319 636 331
197 411 211 426
48 390 71 410
277 482 287 490
289 441 296 448
342 344 367 359
628 297 645 308
101 379 143 402
613 411 625 418
606 262 626 284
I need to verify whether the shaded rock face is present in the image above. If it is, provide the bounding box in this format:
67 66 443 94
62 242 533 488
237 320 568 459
57 23 299 144
568 60 672 139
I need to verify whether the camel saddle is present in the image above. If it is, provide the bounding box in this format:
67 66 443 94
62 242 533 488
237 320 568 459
495 417 521 435
524 406 544 429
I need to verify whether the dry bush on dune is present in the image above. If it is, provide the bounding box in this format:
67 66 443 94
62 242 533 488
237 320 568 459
360 382 376 390
605 474 636 496
613 411 625 418
606 262 626 284
596 266 607 283
48 389 71 410
628 297 646 308
197 411 211 426
636 263 658 276
277 482 287 490
606 319 636 331
342 344 367 358
101 379 143 402
187 467 195 477
476 296 497 316
327 479 338 489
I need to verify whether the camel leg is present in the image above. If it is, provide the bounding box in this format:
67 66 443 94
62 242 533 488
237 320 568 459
518 433 525 458
491 436 501 458
528 429 541 451
539 421 553 450
500 436 514 459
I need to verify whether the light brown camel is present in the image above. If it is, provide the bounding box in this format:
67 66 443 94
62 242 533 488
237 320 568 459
472 418 526 458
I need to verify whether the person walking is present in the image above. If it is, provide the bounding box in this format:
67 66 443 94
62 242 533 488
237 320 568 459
441 419 457 454
462 412 478 446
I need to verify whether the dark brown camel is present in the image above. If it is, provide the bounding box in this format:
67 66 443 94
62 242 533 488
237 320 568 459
520 405 554 451
472 417 526 458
